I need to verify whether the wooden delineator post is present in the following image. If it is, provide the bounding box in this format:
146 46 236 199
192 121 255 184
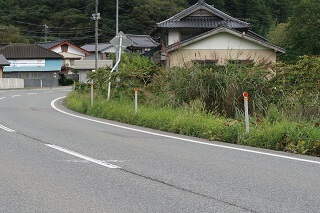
134 88 138 113
243 92 249 133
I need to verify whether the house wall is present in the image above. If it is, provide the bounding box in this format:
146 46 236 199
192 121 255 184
85 53 104 60
168 29 181 46
52 45 85 56
3 71 59 88
0 66 3 78
74 59 113 70
167 32 277 67
53 46 62 53
3 59 62 72
0 78 24 89
102 46 116 54
168 49 276 67
184 32 269 50
68 46 86 56
79 70 89 83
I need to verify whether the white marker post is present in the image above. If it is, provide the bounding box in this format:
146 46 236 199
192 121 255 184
107 35 123 101
134 88 138 113
108 32 132 101
243 92 250 133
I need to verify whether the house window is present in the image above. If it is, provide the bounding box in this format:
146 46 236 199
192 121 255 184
228 60 253 66
61 44 68 52
181 33 197 41
70 59 75 66
193 60 217 67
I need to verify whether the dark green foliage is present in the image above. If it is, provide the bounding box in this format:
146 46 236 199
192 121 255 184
0 0 302 43
58 74 75 86
272 56 320 119
287 0 320 56
0 25 28 43
267 0 320 62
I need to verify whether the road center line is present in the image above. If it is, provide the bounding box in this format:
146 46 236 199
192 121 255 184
27 93 37 95
45 144 121 169
0 97 5 100
0 124 16 132
11 95 21 97
51 97 320 165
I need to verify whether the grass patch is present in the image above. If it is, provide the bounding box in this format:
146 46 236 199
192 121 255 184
65 92 320 157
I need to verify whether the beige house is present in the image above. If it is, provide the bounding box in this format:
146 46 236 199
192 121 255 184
151 0 285 68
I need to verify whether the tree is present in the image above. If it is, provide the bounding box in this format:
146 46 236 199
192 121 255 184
0 26 28 43
267 23 289 47
287 0 320 56
131 0 186 34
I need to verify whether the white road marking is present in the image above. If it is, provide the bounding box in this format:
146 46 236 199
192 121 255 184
0 97 5 100
44 91 53 94
11 95 21 97
0 124 16 132
45 144 121 169
51 97 320 166
27 93 37 95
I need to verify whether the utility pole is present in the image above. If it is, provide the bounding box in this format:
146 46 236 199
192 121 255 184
44 24 48 42
115 0 119 73
91 0 101 107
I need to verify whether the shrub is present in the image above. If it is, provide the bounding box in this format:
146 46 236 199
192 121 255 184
155 64 279 117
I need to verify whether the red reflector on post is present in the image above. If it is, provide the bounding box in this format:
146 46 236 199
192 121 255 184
134 88 139 92
243 92 249 98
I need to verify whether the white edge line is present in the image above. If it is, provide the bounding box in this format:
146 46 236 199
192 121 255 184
0 97 5 100
45 144 121 169
11 95 21 97
0 124 16 132
51 97 320 166
27 93 37 95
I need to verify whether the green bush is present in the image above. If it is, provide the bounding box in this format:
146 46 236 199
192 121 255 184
59 74 75 86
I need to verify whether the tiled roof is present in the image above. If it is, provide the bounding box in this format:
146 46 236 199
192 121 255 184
0 54 10 66
127 35 159 48
167 27 285 53
156 0 250 29
0 43 63 59
157 17 248 29
38 41 90 55
0 44 8 49
38 41 63 49
81 43 113 52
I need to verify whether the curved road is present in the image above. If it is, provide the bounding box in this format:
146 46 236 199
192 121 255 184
0 87 320 213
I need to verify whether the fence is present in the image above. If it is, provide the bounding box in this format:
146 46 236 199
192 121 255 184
0 78 24 89
24 79 59 88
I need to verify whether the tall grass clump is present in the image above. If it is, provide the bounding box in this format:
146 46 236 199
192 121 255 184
152 64 279 117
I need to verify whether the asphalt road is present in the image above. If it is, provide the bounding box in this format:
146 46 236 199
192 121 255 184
1 87 320 213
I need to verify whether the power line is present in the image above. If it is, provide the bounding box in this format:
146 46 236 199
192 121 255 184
0 16 93 30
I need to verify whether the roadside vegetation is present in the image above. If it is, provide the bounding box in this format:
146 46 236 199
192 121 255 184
65 53 320 157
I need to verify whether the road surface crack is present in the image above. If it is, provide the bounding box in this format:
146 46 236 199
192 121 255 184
119 168 257 213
